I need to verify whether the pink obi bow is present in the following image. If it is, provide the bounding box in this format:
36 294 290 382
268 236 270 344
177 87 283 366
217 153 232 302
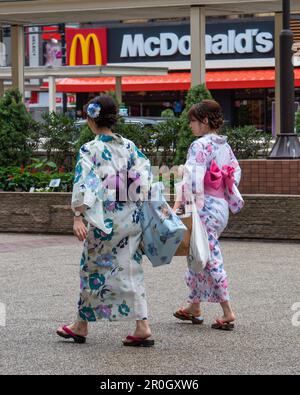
204 160 235 195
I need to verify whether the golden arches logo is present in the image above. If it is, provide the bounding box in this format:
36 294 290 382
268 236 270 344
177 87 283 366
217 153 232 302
69 33 102 66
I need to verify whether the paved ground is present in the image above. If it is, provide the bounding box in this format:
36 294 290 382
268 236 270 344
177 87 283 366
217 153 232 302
0 233 299 375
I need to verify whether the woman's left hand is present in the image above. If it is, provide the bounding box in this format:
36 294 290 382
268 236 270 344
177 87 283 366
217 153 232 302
73 217 88 242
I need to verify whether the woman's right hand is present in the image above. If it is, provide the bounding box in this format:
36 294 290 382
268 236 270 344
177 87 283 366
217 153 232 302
73 217 88 242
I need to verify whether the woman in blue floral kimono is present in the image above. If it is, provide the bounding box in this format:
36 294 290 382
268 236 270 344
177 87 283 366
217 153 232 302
57 95 154 346
173 100 244 331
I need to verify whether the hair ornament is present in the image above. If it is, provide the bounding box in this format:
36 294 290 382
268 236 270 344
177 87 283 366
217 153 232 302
87 103 101 119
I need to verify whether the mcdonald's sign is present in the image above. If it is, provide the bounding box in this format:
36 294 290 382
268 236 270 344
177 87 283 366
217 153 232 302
66 28 107 66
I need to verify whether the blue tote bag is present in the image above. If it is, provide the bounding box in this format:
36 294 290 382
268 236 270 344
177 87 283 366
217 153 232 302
140 183 187 267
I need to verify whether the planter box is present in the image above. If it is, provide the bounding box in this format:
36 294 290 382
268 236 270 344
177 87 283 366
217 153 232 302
224 194 300 240
238 159 300 195
0 192 299 241
0 192 73 234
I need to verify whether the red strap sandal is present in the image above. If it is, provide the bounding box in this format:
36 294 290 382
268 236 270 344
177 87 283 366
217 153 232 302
173 308 204 325
56 325 87 343
122 335 155 347
211 319 235 331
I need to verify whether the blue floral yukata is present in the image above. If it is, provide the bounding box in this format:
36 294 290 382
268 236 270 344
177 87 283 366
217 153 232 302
71 133 152 322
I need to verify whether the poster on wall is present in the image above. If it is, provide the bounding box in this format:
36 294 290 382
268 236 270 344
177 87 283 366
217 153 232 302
42 26 62 67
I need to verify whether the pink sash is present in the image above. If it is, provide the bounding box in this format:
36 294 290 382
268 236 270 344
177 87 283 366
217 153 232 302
204 160 235 199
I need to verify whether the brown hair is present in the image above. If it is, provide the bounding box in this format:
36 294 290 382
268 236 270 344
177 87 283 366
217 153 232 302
84 95 118 129
188 100 224 130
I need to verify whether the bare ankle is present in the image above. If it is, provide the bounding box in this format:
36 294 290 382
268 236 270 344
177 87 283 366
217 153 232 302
135 320 151 337
187 304 201 315
73 322 88 334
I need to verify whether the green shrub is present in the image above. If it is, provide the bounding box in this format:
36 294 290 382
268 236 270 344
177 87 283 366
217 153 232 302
29 157 58 172
152 118 181 166
0 166 74 192
74 120 157 155
0 89 39 167
161 108 175 118
117 121 156 153
39 112 78 171
175 84 213 164
224 125 272 159
74 124 94 152
73 117 181 167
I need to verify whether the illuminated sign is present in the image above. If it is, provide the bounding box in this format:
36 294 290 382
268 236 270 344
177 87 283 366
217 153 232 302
108 20 275 63
120 29 273 58
66 28 107 66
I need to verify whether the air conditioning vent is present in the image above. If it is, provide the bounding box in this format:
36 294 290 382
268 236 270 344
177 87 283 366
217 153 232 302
291 19 300 44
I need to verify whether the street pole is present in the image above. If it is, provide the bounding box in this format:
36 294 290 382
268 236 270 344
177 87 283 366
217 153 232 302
269 0 300 159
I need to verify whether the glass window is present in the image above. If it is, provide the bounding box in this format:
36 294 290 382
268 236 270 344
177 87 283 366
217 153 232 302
232 89 270 132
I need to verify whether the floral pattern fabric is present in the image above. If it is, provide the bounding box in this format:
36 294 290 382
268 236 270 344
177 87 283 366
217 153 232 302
72 134 152 321
182 134 244 303
140 183 187 267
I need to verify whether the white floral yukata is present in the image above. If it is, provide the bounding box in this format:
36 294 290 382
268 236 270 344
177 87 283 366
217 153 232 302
71 133 151 322
182 134 244 303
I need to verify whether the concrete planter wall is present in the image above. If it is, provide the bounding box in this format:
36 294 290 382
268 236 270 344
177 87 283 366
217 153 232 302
0 192 299 241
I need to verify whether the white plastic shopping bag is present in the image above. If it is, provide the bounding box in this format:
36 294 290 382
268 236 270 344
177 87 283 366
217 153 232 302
188 200 211 273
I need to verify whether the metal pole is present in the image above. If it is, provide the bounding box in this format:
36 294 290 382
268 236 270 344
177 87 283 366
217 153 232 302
280 1 294 136
274 12 282 136
283 0 290 30
269 0 300 158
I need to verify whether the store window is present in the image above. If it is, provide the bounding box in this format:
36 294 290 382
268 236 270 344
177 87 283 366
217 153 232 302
232 88 271 132
123 91 186 117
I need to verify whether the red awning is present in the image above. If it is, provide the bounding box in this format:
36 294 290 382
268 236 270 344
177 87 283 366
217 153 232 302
52 69 300 93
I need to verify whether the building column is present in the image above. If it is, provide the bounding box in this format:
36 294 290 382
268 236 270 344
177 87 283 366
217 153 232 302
11 25 25 98
190 5 206 87
275 12 283 136
48 76 56 113
115 76 122 104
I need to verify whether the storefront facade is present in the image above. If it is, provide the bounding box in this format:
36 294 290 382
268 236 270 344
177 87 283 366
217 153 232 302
4 15 300 132
62 16 300 132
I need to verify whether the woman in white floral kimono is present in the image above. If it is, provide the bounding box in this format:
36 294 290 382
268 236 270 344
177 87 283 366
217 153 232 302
57 95 154 346
173 100 244 331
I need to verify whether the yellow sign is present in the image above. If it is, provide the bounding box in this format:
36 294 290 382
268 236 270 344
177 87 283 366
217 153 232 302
69 33 102 66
